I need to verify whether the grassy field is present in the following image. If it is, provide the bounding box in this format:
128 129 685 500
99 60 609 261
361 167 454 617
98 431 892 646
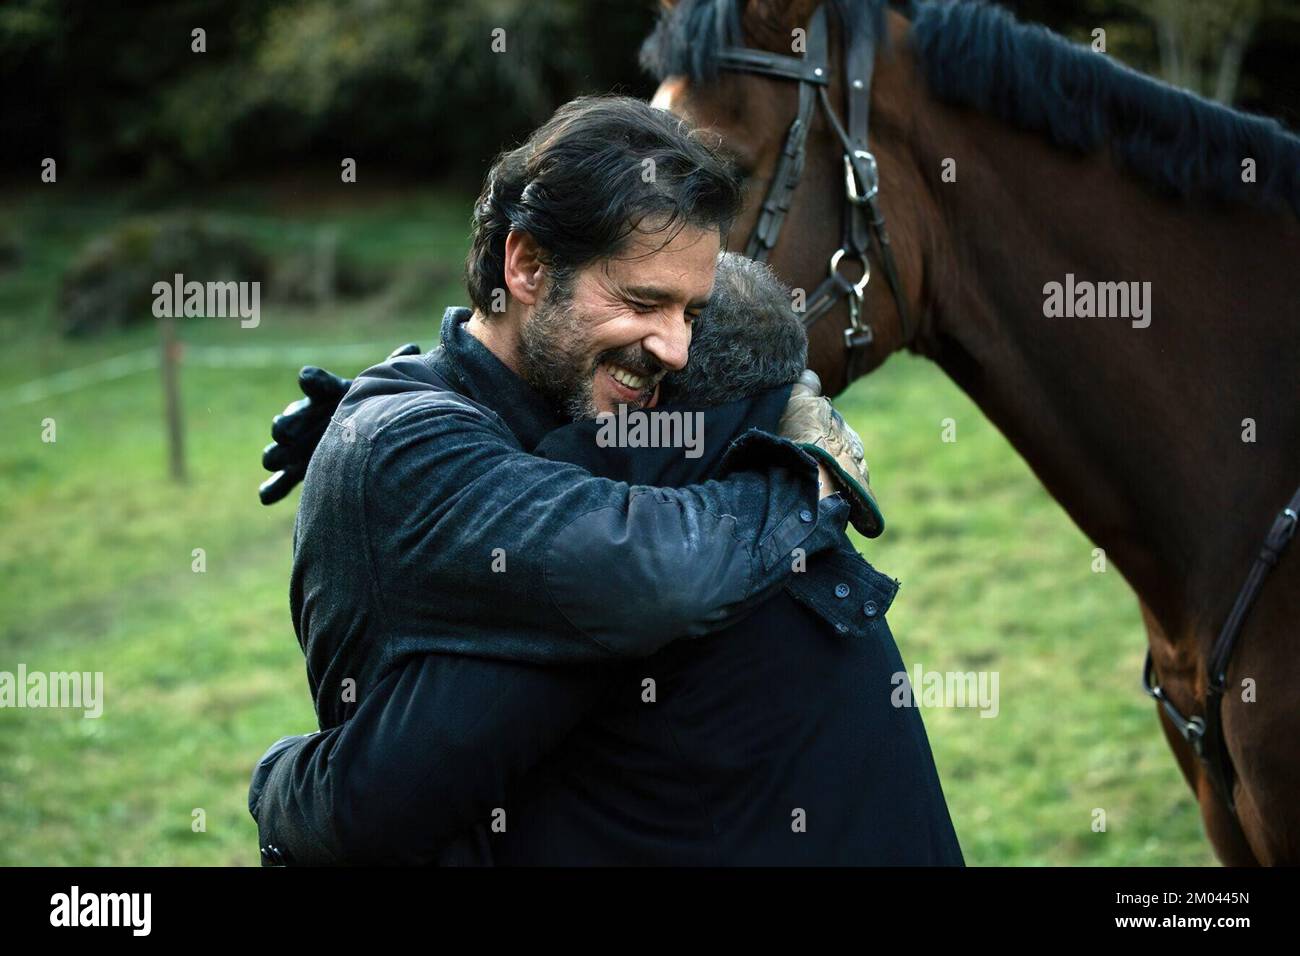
0 185 1214 866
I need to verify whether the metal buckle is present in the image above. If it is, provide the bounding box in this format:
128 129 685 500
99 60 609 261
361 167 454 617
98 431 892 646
1149 660 1208 757
844 325 873 349
844 149 879 205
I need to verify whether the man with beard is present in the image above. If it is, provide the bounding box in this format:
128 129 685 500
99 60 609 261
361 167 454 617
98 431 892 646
249 96 924 865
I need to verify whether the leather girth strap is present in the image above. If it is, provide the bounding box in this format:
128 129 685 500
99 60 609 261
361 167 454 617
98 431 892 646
1144 483 1300 815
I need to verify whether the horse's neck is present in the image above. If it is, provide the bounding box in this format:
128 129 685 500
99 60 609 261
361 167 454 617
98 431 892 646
911 104 1300 639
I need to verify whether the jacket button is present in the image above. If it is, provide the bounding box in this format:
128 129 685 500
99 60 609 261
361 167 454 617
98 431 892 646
799 509 814 523
862 600 878 618
834 583 850 598
835 623 849 634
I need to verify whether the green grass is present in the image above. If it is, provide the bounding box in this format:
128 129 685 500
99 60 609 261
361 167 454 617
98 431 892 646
0 186 1214 866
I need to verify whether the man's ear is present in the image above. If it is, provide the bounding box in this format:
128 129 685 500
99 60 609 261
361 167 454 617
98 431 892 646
503 230 545 307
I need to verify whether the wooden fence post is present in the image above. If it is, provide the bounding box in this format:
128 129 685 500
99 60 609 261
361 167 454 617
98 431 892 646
160 314 187 482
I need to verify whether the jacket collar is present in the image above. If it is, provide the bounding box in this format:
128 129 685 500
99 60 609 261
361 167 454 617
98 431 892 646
429 306 569 451
531 385 794 488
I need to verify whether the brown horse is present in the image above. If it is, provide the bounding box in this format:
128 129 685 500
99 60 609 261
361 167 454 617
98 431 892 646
644 0 1300 865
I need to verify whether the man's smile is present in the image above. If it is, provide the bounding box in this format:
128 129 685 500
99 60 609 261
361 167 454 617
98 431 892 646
600 361 661 409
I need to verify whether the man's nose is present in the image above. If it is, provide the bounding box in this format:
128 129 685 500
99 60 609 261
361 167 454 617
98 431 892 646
643 319 691 372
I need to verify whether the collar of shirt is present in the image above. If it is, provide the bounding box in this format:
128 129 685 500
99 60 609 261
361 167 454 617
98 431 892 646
428 306 570 452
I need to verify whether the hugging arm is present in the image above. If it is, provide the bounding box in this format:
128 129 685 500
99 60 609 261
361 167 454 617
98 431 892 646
259 345 419 505
353 392 849 662
250 653 612 865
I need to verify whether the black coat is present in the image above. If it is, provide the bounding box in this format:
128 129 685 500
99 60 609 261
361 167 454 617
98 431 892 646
249 308 962 865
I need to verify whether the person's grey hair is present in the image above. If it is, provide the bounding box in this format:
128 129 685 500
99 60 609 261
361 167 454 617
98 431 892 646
660 252 808 406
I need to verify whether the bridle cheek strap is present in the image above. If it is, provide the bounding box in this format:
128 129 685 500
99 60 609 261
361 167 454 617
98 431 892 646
716 5 829 263
715 2 912 354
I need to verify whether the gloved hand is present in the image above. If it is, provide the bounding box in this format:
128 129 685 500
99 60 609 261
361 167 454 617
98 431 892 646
258 343 420 505
777 369 884 537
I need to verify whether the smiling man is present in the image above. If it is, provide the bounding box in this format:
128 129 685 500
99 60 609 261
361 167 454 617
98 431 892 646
249 95 894 865
474 213 713 418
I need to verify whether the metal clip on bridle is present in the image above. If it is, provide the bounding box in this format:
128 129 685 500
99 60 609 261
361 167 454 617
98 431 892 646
828 248 872 348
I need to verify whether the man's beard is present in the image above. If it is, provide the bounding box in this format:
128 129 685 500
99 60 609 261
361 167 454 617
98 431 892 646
516 275 661 422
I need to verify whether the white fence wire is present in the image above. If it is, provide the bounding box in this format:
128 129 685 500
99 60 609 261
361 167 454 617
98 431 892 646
0 343 389 408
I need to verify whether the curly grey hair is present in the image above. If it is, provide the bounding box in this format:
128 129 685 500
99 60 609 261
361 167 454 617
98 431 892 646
660 252 808 406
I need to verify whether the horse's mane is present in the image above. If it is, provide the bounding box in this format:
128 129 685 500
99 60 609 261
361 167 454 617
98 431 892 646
912 1 1300 217
640 0 1300 218
639 0 888 83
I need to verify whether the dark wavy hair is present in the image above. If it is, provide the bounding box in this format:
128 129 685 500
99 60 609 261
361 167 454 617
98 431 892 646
465 95 743 315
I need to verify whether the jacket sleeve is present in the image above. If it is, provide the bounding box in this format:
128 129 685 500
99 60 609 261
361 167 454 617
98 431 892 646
363 397 850 663
249 651 614 865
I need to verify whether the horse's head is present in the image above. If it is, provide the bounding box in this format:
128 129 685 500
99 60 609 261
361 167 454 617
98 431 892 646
645 0 931 395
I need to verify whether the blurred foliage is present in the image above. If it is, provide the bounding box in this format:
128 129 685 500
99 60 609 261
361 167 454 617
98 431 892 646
56 213 397 336
1 0 1297 185
0 0 658 185
58 215 267 337
1119 0 1300 104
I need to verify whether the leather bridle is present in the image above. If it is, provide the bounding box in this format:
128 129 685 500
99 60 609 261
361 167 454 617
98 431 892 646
714 1 912 354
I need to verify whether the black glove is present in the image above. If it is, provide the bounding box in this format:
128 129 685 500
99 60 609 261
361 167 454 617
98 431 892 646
258 343 420 505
